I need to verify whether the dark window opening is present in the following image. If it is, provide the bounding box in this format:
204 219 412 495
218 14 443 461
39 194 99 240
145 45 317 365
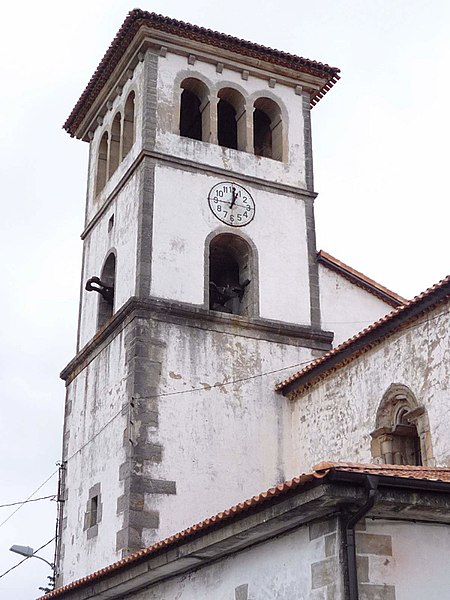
180 89 202 141
90 495 98 527
218 99 237 149
122 91 135 158
253 97 283 161
253 108 272 158
209 234 252 316
95 132 108 195
109 112 121 177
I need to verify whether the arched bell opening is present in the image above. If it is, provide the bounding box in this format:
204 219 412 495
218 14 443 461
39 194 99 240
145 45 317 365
217 88 246 151
253 97 283 161
208 233 254 317
179 78 210 142
95 132 109 196
97 253 116 328
122 91 135 158
108 112 121 177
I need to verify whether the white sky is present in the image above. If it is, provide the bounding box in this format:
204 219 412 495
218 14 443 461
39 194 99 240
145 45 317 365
0 1 449 597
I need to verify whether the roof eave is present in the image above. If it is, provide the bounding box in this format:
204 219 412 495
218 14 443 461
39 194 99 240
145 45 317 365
279 278 450 398
64 10 340 139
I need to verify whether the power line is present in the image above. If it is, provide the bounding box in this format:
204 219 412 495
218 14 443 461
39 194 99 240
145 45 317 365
0 538 54 580
0 471 58 531
0 495 56 510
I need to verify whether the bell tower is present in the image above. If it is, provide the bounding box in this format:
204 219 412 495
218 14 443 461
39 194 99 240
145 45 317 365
57 10 339 585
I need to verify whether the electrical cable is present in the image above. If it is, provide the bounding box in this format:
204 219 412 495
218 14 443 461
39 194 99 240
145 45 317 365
2 303 447 529
0 495 56 509
0 471 58 531
0 538 54 580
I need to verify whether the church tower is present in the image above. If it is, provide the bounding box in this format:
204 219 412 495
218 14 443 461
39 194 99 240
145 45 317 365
57 10 340 585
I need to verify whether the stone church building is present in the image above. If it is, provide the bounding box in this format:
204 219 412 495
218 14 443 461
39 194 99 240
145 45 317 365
40 10 450 600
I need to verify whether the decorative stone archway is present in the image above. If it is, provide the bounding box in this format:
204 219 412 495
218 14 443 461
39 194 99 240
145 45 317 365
370 384 434 466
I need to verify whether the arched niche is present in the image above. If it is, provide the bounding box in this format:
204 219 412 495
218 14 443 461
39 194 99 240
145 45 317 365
370 383 434 466
95 131 109 196
253 97 283 161
97 253 116 329
179 78 210 142
122 91 135 158
108 112 121 177
207 232 258 317
217 87 246 151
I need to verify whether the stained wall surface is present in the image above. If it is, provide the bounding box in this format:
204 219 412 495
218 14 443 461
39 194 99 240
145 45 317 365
290 302 450 474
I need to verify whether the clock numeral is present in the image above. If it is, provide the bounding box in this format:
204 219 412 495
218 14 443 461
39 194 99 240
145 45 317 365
223 211 228 218
237 214 242 221
243 211 248 218
213 196 218 203
217 205 222 212
230 215 234 223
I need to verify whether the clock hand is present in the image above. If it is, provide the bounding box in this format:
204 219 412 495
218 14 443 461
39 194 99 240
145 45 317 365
230 186 237 209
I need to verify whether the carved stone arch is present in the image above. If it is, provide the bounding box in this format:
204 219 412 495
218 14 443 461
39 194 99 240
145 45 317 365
173 71 213 140
371 383 434 466
204 228 259 317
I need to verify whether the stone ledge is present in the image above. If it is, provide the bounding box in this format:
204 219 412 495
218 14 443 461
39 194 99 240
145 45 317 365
61 296 334 383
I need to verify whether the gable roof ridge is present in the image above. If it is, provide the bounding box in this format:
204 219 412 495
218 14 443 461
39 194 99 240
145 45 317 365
317 250 407 306
276 273 450 395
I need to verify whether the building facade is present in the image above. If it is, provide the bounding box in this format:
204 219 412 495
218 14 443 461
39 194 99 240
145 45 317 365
52 10 447 596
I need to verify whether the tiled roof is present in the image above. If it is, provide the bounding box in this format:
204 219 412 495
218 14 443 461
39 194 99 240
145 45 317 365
317 250 407 307
40 461 450 599
64 9 340 137
276 274 450 397
315 461 450 483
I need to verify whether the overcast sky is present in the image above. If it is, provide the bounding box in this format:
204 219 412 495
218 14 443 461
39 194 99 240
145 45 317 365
1 1 449 597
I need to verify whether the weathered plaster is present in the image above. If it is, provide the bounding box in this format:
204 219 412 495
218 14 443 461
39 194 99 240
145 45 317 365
290 303 450 473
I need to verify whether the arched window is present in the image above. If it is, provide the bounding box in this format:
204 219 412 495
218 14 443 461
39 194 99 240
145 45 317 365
108 112 121 177
122 92 135 158
370 384 434 466
208 233 255 317
179 78 210 142
253 97 283 161
97 253 116 329
217 88 246 151
95 132 109 195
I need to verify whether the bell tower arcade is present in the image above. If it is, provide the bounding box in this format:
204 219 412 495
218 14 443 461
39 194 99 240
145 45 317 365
57 10 339 585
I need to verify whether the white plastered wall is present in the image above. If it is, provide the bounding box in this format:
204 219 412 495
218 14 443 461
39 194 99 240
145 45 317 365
365 519 450 600
78 173 140 348
150 164 311 325
319 264 395 346
132 524 327 600
60 332 128 584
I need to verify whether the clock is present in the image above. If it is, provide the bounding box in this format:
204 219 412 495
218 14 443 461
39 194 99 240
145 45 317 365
208 182 255 227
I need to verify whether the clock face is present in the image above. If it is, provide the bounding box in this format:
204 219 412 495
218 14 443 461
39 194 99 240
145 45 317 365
208 182 255 227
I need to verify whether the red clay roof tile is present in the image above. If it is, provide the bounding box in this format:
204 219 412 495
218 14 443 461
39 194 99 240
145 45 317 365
40 461 450 598
276 274 450 396
317 250 407 307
